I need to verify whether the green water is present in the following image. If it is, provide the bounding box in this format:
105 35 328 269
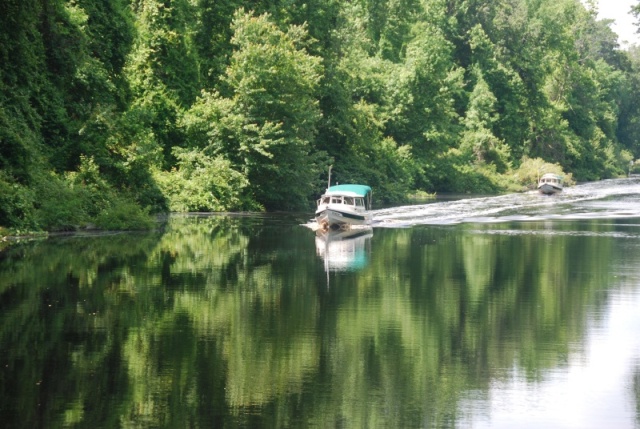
1 213 640 428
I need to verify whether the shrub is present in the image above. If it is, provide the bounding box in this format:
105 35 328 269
512 157 574 190
0 172 36 229
30 156 155 231
449 163 503 194
94 198 154 230
154 148 258 212
32 172 91 231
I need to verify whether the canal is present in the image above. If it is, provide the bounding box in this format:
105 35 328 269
1 178 639 428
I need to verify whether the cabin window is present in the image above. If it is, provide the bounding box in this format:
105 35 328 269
343 197 354 205
331 196 342 204
355 198 364 207
322 196 330 204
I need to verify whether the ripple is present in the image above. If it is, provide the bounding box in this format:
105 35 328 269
372 178 640 227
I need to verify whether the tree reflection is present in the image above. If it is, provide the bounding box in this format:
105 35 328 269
0 216 636 427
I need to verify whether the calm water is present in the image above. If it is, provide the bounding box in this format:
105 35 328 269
1 178 640 428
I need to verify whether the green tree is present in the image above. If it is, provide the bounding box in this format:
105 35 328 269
460 67 511 173
184 10 325 210
124 0 200 166
618 46 640 157
153 147 251 212
4 0 640 228
393 16 465 191
632 0 640 33
0 0 46 183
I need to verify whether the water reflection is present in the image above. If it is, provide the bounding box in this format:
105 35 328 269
314 227 373 272
0 212 639 427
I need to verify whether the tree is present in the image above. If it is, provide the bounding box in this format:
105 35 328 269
618 46 640 157
632 1 640 34
460 67 511 172
183 10 325 210
124 0 200 167
153 147 250 212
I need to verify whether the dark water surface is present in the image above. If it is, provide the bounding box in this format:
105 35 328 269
1 178 640 428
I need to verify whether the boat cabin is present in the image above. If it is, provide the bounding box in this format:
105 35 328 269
539 174 561 186
318 195 367 209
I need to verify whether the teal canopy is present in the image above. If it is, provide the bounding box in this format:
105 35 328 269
327 184 371 197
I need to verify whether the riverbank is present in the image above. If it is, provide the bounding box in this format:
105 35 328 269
0 228 47 251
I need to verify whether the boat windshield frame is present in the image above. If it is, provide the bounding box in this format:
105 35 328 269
539 174 562 185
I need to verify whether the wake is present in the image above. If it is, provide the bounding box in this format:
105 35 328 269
372 177 640 227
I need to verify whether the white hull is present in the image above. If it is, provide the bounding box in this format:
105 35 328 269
315 206 371 230
538 183 562 195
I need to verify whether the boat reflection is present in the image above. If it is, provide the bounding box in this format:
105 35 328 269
315 227 373 272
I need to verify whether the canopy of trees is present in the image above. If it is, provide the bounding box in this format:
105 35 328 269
2 0 640 230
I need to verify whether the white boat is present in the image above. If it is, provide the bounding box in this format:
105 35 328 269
537 173 563 195
315 184 372 230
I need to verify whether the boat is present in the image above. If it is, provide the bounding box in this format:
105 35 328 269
537 173 563 195
315 184 373 230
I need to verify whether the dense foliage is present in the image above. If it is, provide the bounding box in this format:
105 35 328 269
2 0 640 229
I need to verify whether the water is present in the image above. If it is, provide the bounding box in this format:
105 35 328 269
373 178 640 225
1 178 640 428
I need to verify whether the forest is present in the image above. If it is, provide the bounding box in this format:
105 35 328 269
2 0 640 231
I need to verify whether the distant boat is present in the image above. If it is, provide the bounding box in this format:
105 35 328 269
315 184 373 230
537 173 563 195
